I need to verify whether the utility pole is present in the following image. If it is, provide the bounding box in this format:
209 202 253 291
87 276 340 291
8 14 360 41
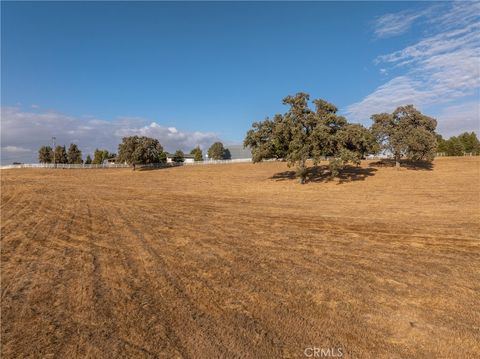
52 136 56 167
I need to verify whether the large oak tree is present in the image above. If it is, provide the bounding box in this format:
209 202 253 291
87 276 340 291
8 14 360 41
244 93 377 183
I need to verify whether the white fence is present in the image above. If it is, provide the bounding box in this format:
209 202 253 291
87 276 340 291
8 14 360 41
0 158 253 170
185 158 252 165
0 163 131 170
435 152 477 157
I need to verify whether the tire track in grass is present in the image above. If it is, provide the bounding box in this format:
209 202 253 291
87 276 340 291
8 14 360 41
61 203 181 358
1 196 81 357
122 204 288 358
118 207 251 359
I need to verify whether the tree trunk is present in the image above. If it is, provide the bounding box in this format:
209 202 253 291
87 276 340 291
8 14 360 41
133 163 136 171
395 153 401 169
298 160 306 184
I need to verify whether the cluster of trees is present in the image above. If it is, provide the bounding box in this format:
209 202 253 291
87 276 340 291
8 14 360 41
116 135 229 169
38 144 83 164
244 93 439 183
38 144 118 165
116 136 236 168
436 132 480 156
42 94 464 181
38 137 217 168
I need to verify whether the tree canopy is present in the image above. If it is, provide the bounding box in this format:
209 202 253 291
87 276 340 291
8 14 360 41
208 142 227 160
117 136 165 168
173 150 185 163
85 155 92 164
67 143 83 164
190 146 203 161
38 146 53 163
54 145 68 164
371 105 438 167
244 92 377 182
92 149 113 164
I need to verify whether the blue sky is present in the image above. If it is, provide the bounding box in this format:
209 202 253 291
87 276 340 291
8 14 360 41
1 1 479 163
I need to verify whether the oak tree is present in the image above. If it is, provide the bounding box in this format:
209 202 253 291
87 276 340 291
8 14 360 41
117 136 165 170
208 142 226 160
371 105 437 167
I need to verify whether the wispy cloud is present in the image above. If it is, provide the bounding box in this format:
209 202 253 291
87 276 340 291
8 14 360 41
346 76 430 120
1 107 220 164
373 8 430 39
347 2 480 136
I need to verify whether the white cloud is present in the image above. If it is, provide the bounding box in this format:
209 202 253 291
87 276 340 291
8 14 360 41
434 101 480 138
1 146 32 153
346 1 480 136
0 107 220 164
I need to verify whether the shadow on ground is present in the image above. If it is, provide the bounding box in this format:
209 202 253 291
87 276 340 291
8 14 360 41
369 160 434 171
271 165 377 184
136 164 183 171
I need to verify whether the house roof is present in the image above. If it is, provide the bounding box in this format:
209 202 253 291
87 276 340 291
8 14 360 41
165 153 195 159
224 145 252 159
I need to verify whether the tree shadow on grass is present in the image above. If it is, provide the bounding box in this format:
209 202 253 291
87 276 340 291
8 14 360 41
136 163 182 171
368 159 433 171
271 165 377 184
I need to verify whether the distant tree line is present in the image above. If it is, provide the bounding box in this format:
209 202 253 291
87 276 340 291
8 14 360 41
38 138 223 168
436 132 480 156
38 144 83 164
243 92 462 183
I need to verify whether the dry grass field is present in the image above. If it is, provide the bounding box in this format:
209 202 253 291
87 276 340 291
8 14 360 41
1 157 479 358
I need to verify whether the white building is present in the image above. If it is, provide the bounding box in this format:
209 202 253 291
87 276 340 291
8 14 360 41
165 153 195 163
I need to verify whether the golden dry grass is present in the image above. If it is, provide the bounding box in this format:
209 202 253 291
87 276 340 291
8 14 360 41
1 157 479 358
